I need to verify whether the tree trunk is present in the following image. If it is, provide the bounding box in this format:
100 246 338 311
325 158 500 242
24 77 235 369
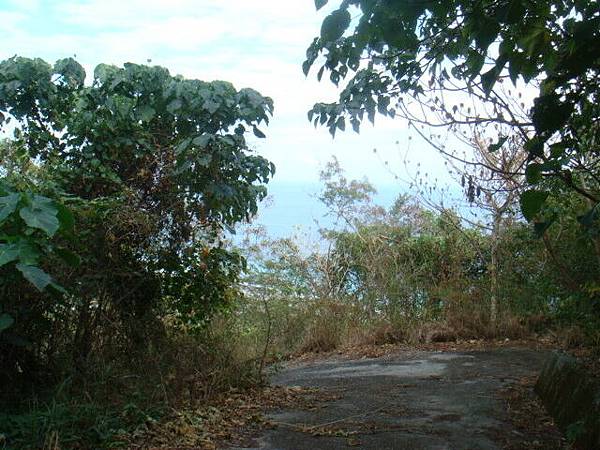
490 214 501 328
580 177 600 269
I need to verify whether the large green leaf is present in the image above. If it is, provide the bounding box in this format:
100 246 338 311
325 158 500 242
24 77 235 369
16 239 41 265
321 9 351 42
0 193 20 222
193 134 212 147
16 263 52 291
532 93 574 134
137 104 156 123
19 195 60 236
56 203 75 232
0 313 14 332
53 57 85 88
166 99 183 114
520 190 549 222
0 243 19 266
480 67 498 95
525 163 543 184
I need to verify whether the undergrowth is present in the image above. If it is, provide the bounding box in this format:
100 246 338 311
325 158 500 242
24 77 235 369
0 321 267 450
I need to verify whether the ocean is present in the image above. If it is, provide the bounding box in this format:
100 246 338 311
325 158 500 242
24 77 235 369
241 179 402 239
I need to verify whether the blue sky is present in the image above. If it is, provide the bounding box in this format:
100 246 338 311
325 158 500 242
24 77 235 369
0 0 463 234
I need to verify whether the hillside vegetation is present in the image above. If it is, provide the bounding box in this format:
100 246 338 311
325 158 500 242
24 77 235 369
1 0 600 447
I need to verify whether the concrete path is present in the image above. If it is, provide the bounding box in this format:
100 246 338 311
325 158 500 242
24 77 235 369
236 348 554 450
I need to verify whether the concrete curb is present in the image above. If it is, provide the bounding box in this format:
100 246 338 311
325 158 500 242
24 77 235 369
535 352 600 449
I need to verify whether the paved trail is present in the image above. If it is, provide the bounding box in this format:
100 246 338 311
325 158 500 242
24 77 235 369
234 348 559 450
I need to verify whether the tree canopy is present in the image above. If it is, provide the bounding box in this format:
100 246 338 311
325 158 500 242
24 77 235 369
304 0 600 225
0 57 276 391
0 57 274 227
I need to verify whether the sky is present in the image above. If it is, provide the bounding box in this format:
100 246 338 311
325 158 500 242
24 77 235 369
0 0 461 235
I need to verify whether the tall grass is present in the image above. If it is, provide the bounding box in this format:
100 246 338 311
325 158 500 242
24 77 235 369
0 319 267 450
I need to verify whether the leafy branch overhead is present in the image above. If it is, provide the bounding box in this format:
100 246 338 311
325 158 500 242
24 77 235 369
0 57 275 227
305 0 600 225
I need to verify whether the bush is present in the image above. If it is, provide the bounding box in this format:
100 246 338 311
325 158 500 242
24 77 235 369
0 57 276 448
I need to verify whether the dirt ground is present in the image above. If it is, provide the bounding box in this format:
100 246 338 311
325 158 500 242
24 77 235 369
231 347 566 450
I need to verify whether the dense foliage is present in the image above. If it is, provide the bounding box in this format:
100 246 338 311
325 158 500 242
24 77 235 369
1 4 599 445
0 57 275 402
239 163 600 358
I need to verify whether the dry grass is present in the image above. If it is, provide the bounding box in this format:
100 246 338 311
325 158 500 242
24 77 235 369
556 325 588 349
297 301 348 353
352 321 407 346
277 298 547 360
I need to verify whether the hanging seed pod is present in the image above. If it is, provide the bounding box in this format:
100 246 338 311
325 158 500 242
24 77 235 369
467 183 475 202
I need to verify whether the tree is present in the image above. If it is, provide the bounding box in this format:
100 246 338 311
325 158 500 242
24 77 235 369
0 57 275 388
304 0 600 226
400 127 527 324
453 133 526 324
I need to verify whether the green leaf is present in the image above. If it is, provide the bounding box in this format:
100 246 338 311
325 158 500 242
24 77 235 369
465 52 485 78
49 281 67 295
317 66 325 81
302 60 311 76
0 193 20 222
204 100 220 114
234 124 245 136
480 68 498 95
321 9 351 42
19 195 60 237
253 126 266 138
16 263 52 291
137 104 156 122
175 137 192 155
524 137 544 158
0 313 14 332
0 243 19 267
53 58 86 88
534 216 556 237
532 93 574 134
520 190 549 222
16 239 40 265
525 163 543 184
488 136 508 153
549 143 565 158
193 134 212 147
474 20 500 51
503 0 525 24
166 98 183 114
56 203 74 233
315 0 328 10
196 154 212 167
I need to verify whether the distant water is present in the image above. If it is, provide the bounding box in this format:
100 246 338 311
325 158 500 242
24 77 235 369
240 180 402 239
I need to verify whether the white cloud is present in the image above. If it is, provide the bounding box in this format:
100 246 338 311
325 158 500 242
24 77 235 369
0 0 456 191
